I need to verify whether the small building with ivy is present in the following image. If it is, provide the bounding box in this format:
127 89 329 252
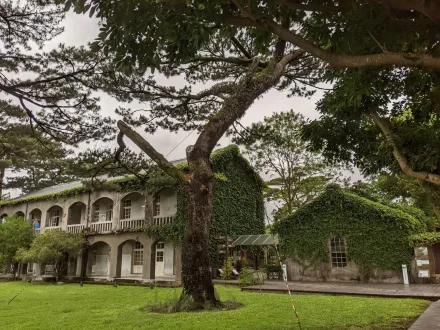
275 185 435 283
0 145 265 283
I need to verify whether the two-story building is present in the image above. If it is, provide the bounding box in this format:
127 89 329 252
0 145 265 284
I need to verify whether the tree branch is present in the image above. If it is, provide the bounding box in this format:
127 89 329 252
369 109 440 185
209 12 440 69
193 51 303 156
117 120 189 184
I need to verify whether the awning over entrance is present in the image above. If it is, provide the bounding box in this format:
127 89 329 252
232 234 278 246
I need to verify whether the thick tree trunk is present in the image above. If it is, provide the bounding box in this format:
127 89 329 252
0 167 5 201
180 156 218 306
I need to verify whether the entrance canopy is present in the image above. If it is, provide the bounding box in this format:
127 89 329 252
232 234 278 246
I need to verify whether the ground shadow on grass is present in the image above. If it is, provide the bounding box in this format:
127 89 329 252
142 298 243 314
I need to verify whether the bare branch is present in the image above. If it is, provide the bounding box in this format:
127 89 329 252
369 109 440 185
117 120 189 184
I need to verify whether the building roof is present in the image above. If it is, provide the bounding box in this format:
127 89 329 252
278 184 431 231
10 157 187 202
0 145 261 207
232 234 278 246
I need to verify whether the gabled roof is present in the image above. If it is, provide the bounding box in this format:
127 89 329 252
279 184 430 231
0 145 261 207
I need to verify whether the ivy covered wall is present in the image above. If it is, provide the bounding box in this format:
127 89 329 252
171 145 265 266
275 185 433 280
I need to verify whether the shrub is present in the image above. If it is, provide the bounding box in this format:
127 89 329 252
238 267 264 286
220 257 233 280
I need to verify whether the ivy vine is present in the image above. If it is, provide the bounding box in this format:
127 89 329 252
275 185 433 279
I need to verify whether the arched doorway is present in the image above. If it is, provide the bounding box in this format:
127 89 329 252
120 192 144 229
0 213 7 223
29 208 42 230
116 240 144 278
67 202 86 225
87 242 111 278
29 208 42 224
46 205 63 228
14 211 25 218
92 197 114 222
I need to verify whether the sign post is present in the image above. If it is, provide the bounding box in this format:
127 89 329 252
402 264 409 285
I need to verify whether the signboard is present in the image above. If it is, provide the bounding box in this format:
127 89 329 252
418 270 430 278
414 247 431 279
416 259 430 267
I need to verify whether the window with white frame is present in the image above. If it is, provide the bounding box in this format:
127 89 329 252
156 251 164 262
133 242 144 266
330 237 347 268
94 204 100 222
154 195 160 216
106 204 113 221
122 200 131 219
50 209 61 227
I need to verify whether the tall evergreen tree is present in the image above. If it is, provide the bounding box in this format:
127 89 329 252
233 111 345 221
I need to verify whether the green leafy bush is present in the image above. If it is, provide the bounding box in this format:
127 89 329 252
220 257 233 280
238 267 264 286
17 230 86 281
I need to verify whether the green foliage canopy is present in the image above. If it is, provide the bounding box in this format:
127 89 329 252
233 110 347 221
0 216 34 275
17 230 86 280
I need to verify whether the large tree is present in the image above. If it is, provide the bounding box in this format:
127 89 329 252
0 1 114 145
60 0 440 306
0 216 34 279
233 110 345 221
0 101 78 197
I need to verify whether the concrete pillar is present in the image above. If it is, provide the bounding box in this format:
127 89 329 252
175 245 182 284
142 240 152 280
76 256 82 277
113 193 122 230
61 201 68 231
109 242 119 279
144 192 154 226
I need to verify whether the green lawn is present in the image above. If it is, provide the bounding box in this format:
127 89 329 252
0 282 429 330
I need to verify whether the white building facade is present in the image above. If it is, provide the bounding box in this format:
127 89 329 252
0 183 181 283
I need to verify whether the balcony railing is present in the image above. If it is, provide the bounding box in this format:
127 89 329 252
45 226 62 232
119 218 145 230
153 216 173 226
67 224 85 234
91 221 113 233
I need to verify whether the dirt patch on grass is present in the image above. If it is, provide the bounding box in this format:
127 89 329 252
142 300 243 314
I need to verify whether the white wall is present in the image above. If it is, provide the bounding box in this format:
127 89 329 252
121 242 133 276
163 244 174 276
157 188 177 217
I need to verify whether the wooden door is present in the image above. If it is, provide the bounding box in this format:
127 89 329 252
432 243 440 274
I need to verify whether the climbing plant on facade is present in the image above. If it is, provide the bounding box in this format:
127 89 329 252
275 185 434 281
